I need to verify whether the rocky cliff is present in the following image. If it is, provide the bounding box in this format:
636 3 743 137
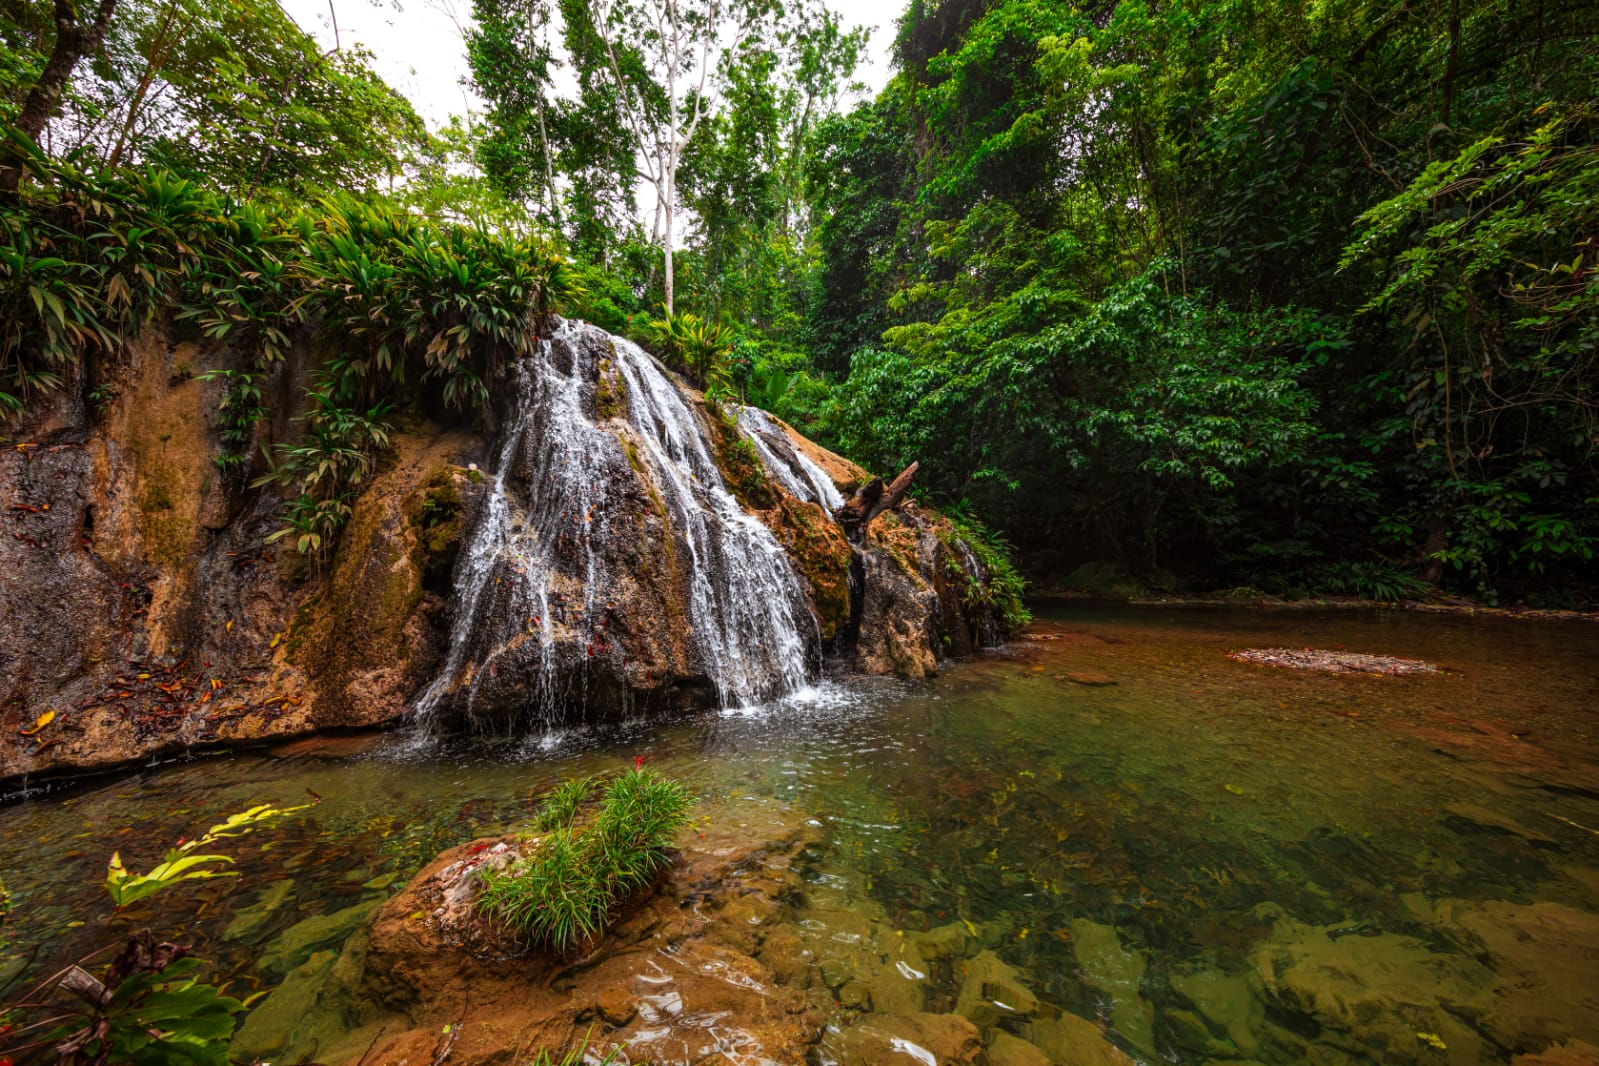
0 319 1013 790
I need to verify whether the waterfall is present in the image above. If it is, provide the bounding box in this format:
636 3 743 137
610 337 816 704
415 320 815 729
735 405 845 512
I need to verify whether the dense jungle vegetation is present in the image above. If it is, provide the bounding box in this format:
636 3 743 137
3 0 1596 605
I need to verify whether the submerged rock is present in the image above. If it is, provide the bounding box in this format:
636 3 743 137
832 1011 986 1066
229 800 831 1066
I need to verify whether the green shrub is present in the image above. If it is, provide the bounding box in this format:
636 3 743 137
942 508 1031 633
479 766 691 952
1310 560 1431 603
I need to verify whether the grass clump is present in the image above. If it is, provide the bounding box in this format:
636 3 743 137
480 766 691 952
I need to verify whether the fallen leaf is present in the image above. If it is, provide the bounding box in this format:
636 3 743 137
19 709 55 736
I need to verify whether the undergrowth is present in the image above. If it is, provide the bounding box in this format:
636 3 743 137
1 135 580 562
479 766 691 952
942 507 1031 632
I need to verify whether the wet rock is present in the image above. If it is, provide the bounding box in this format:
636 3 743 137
833 1012 985 1066
987 1031 1053 1066
1028 1010 1138 1066
841 980 875 1010
1168 969 1264 1058
257 898 382 976
758 925 814 986
236 800 831 1066
1454 900 1599 1050
222 878 295 942
230 949 370 1065
1071 918 1155 1051
1442 803 1561 847
1249 911 1494 1064
909 921 972 961
1513 1042 1599 1065
954 949 1040 1032
1 319 1015 789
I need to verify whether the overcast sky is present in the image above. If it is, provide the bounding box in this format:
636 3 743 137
278 0 903 130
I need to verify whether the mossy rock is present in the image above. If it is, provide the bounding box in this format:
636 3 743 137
772 497 853 641
705 408 778 511
409 467 464 557
594 358 629 421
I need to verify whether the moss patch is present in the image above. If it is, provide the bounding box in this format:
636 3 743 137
594 359 628 421
410 468 464 556
706 414 777 511
772 497 852 640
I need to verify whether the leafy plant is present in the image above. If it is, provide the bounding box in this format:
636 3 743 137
941 508 1031 632
1310 561 1431 604
635 309 732 389
105 801 308 907
479 765 691 952
0 803 307 1065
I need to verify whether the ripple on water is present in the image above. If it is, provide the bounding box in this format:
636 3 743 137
0 606 1596 1064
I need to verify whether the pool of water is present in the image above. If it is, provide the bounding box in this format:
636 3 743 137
2 605 1597 1063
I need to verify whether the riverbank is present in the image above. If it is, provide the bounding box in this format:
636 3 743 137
1029 587 1599 622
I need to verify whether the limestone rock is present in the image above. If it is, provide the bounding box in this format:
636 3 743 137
954 949 1040 1033
1058 671 1117 686
987 1032 1053 1066
1071 919 1155 1051
1249 912 1494 1064
257 898 382 976
0 318 1016 790
834 1012 985 1066
1168 969 1264 1058
233 800 826 1066
1028 1010 1138 1066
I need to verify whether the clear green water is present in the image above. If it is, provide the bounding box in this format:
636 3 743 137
2 605 1597 1063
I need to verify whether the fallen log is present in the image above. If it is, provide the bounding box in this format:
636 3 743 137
833 476 883 533
833 462 918 537
865 461 919 529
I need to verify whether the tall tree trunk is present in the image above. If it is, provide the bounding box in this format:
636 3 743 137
2 0 120 196
663 174 676 316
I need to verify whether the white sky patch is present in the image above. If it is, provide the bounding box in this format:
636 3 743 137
278 0 901 131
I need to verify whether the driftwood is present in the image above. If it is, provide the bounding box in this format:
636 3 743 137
834 462 919 537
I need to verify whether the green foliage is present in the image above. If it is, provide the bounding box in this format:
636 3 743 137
479 766 692 952
635 309 733 389
941 509 1031 632
533 774 597 832
0 142 578 558
3 0 426 192
1310 560 1431 603
197 367 265 473
2 805 305 1065
105 802 308 906
789 0 1599 602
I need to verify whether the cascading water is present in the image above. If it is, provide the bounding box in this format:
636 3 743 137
735 405 845 512
414 320 816 731
610 336 816 704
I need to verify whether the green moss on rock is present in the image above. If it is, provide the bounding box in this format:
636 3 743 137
707 415 777 511
772 497 852 640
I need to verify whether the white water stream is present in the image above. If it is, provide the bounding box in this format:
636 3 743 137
415 321 815 728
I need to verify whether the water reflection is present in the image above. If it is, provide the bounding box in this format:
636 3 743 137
1 605 1596 1063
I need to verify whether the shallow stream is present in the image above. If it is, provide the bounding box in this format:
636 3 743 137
2 605 1597 1064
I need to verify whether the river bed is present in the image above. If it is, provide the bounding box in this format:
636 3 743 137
2 605 1597 1064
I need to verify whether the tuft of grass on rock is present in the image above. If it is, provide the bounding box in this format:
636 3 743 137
479 766 691 952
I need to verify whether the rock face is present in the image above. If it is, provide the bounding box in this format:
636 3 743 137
0 318 1014 787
